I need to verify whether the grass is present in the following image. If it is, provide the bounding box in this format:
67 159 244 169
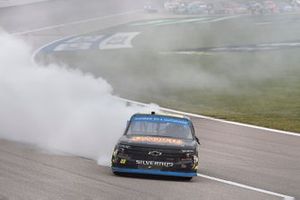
41 14 300 132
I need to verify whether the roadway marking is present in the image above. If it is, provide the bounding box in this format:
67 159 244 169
130 19 174 26
0 0 50 8
197 15 242 23
118 98 300 137
10 9 143 36
153 17 212 26
256 22 274 25
130 16 236 27
159 51 213 56
197 173 295 200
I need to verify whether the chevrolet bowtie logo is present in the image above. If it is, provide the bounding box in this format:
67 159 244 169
148 151 162 156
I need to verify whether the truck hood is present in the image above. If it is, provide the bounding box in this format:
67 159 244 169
118 135 197 149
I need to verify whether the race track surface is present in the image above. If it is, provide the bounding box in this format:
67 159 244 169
0 1 299 199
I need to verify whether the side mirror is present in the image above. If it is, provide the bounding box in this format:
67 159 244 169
195 136 200 145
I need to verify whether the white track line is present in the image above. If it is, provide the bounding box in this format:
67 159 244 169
119 98 300 137
0 0 49 8
197 15 242 23
197 173 295 200
11 9 142 36
26 11 299 137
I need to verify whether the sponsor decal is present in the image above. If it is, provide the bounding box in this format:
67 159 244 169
148 151 162 156
131 136 183 145
136 160 174 167
192 163 198 170
132 116 189 125
120 159 127 164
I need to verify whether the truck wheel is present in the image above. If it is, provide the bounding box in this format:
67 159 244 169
182 177 193 181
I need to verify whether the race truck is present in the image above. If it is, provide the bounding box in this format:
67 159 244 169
111 112 200 180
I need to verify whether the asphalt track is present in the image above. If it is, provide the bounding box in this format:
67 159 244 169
0 0 300 199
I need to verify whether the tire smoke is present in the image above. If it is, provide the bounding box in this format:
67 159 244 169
0 32 156 165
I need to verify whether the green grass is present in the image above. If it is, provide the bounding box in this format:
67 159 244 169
42 14 300 132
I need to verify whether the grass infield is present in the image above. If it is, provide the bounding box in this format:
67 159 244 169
40 14 300 132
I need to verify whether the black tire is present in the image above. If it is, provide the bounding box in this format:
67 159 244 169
181 176 193 181
113 171 121 176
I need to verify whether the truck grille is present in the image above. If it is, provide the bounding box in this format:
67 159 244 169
122 145 187 161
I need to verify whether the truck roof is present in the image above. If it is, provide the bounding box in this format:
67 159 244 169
133 112 191 120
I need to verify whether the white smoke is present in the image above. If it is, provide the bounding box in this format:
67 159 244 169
0 31 157 165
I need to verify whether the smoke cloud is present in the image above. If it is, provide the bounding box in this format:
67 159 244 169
0 31 157 165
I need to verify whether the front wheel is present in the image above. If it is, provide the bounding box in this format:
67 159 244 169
113 171 121 176
181 176 193 181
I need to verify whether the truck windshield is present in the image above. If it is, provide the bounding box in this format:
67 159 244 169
126 116 193 140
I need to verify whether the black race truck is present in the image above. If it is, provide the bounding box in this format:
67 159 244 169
111 112 200 180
